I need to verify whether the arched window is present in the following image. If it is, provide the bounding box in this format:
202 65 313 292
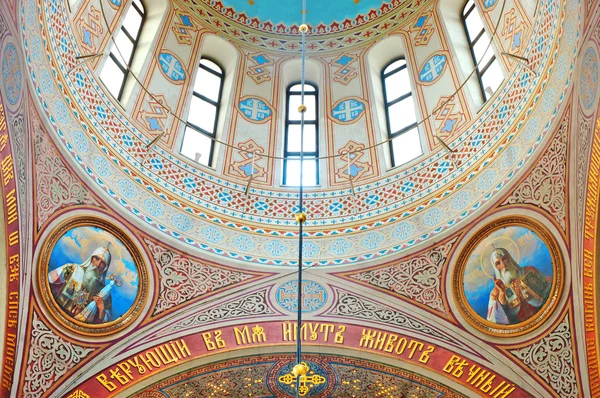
180 58 224 167
382 59 422 167
283 83 318 186
462 0 503 100
99 0 145 101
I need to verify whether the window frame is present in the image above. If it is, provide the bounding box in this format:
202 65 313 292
283 82 319 186
103 0 145 101
181 58 225 167
381 58 421 168
462 0 501 101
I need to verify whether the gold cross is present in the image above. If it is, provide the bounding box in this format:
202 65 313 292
278 364 326 396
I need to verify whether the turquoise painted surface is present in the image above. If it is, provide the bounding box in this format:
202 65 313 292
219 0 391 26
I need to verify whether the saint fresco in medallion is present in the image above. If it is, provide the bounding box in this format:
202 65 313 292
455 217 562 335
40 217 147 335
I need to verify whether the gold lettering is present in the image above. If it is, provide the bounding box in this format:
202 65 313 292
141 352 161 370
283 322 294 341
117 362 133 380
479 375 497 393
5 189 17 225
308 323 319 341
0 134 7 152
96 373 117 391
394 337 407 355
334 325 345 344
1 155 14 186
234 326 250 345
384 334 398 353
127 357 146 374
407 340 423 359
9 255 19 283
319 324 334 342
373 332 387 351
251 325 266 343
8 231 18 247
175 339 190 357
418 345 435 364
444 355 469 378
156 344 179 364
109 368 130 385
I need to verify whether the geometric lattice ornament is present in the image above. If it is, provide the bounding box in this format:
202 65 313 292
433 96 465 140
332 53 358 85
409 10 436 47
76 6 103 53
334 140 374 184
501 8 527 54
137 93 173 144
172 10 197 45
228 139 268 182
247 52 274 84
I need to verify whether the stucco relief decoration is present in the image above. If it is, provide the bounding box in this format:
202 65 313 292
341 238 456 313
158 288 278 336
146 239 259 315
453 217 563 336
34 120 101 229
325 289 463 349
509 313 578 397
24 313 93 396
38 217 148 335
501 110 568 231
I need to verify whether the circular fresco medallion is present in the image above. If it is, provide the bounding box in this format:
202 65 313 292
38 217 148 336
453 217 563 336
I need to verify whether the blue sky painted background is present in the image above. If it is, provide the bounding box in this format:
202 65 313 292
462 226 554 320
48 226 139 322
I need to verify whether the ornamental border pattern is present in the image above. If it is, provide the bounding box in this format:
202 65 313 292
19 0 578 265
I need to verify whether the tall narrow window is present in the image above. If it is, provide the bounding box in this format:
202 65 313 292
181 58 224 167
283 83 318 186
463 0 503 100
382 59 422 167
99 0 145 100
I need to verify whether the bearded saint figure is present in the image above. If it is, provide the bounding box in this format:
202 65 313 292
487 247 552 325
48 245 114 324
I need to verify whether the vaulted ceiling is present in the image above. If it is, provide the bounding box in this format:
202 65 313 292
0 0 599 396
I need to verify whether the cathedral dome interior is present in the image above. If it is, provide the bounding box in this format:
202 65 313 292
0 0 598 395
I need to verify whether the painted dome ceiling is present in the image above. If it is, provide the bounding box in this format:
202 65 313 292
2 0 600 395
200 0 394 30
18 0 576 267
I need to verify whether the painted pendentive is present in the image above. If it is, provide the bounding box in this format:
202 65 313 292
453 216 563 336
